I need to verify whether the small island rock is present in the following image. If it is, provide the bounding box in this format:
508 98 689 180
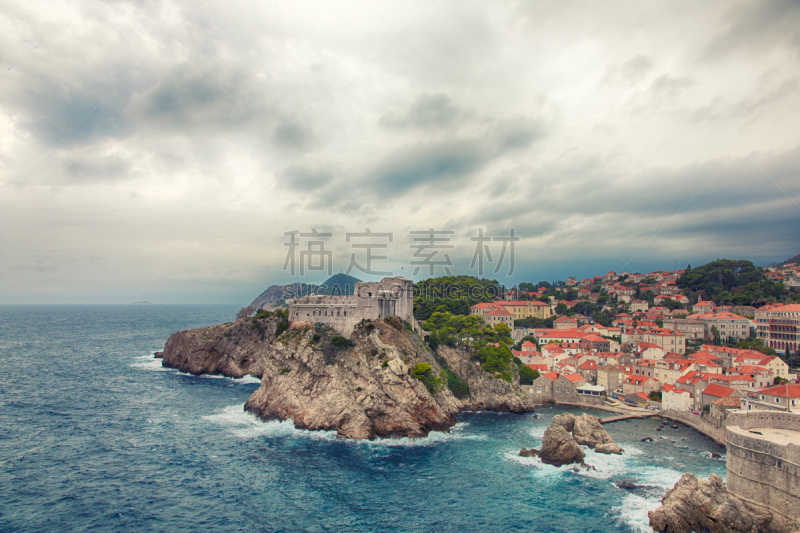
539 424 585 466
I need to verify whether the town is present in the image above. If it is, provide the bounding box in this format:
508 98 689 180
465 259 800 418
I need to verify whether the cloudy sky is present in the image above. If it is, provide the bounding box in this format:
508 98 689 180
1 0 799 304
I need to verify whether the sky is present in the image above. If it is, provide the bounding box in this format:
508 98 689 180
1 0 799 304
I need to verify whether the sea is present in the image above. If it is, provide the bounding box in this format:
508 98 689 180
0 304 727 532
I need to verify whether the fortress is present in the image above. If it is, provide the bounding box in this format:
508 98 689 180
288 276 414 336
725 410 800 526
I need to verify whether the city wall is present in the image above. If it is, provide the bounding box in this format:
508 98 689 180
658 409 726 445
725 411 800 523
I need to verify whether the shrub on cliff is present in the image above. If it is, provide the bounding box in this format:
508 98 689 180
444 369 470 398
275 321 290 337
475 343 513 382
410 363 442 394
331 335 355 349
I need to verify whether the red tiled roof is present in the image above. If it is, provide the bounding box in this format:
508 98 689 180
563 373 586 383
758 383 800 398
541 371 559 381
579 360 599 370
702 383 736 398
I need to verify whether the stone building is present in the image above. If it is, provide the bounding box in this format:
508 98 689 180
288 276 413 336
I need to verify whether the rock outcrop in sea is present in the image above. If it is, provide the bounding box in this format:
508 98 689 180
160 316 534 439
519 412 623 466
648 473 800 533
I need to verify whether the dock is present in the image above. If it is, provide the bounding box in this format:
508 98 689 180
599 411 657 424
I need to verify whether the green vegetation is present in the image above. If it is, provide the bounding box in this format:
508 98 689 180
443 368 470 398
733 337 777 356
515 316 555 329
422 309 515 382
279 368 291 375
330 335 355 349
413 276 502 321
517 362 539 385
275 321 290 337
410 363 442 394
649 391 662 402
475 343 514 382
677 259 788 305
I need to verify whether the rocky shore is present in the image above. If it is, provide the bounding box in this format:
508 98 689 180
160 316 534 439
649 473 800 533
519 412 623 466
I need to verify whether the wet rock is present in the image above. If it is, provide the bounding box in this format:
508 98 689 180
519 448 539 458
595 442 624 455
641 437 654 442
154 351 164 359
551 413 577 432
711 452 721 459
572 414 623 454
615 479 639 490
649 473 798 533
539 424 585 466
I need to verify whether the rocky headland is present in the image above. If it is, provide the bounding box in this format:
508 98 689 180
160 315 534 439
649 473 800 533
519 412 623 466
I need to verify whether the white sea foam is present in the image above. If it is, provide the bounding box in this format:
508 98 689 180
234 375 261 385
575 448 631 479
130 354 173 371
613 493 661 533
202 404 339 440
202 404 476 445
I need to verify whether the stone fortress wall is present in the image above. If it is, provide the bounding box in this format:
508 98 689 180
288 277 414 336
724 410 800 523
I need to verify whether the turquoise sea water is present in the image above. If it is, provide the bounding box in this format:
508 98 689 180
0 305 726 532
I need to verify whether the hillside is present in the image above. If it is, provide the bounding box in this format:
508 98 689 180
780 252 800 266
314 273 361 295
413 276 502 321
677 259 786 306
249 274 362 309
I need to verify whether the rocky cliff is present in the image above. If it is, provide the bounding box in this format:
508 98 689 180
160 316 535 439
649 473 800 533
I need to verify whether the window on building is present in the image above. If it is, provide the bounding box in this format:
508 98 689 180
556 387 560 392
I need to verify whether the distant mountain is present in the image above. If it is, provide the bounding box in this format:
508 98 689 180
248 274 362 310
314 273 361 295
780 253 800 266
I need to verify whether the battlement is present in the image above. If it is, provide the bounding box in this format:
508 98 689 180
288 277 413 336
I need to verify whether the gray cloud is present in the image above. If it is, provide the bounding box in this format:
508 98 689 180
379 93 465 130
369 138 489 194
1 0 799 303
701 1 800 60
601 54 654 86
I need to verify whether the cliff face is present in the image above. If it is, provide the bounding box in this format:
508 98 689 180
648 473 800 533
160 317 535 439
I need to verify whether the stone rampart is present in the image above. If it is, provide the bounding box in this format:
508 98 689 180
725 410 800 522
658 410 726 444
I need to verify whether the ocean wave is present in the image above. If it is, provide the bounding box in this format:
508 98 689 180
202 405 477 445
202 404 339 441
131 354 261 385
612 493 661 533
